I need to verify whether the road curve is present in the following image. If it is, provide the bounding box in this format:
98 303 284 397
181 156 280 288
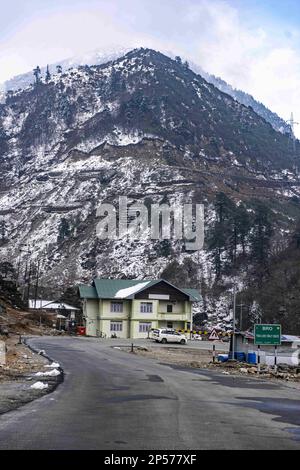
0 336 299 450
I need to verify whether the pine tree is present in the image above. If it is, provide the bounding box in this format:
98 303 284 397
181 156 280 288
0 220 7 241
45 65 51 83
56 65 63 74
33 66 41 85
233 204 251 256
249 201 273 277
175 56 182 65
210 192 236 277
58 218 71 241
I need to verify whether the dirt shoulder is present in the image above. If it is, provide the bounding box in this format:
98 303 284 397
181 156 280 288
118 344 300 389
0 334 63 415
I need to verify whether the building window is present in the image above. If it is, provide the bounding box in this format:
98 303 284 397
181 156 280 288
167 304 173 313
167 322 173 329
139 322 152 333
110 321 123 332
111 302 123 313
140 302 153 313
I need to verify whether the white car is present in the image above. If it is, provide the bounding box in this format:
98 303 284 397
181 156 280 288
151 329 187 345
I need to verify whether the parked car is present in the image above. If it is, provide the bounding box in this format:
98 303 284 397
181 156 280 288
151 329 187 345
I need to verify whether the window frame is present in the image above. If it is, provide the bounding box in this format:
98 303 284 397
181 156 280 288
110 321 123 332
139 322 152 333
110 301 124 313
140 302 153 313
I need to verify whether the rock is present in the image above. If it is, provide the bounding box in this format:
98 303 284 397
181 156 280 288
240 368 248 374
278 364 291 371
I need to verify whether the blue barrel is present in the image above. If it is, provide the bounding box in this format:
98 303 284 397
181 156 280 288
235 352 246 362
228 352 246 361
247 352 257 364
218 354 229 363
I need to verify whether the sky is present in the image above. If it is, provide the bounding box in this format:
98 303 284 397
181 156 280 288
0 0 300 136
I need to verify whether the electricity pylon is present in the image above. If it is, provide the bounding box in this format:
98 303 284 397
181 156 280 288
287 113 299 174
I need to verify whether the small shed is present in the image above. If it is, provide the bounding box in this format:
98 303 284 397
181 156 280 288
28 299 79 317
232 331 300 366
28 299 80 330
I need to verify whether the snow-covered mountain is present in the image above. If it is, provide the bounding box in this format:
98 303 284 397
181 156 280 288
192 67 291 135
2 47 291 136
1 48 300 330
2 47 132 93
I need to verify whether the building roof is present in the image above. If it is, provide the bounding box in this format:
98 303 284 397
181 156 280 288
79 279 201 302
28 300 79 310
78 285 98 299
181 288 202 302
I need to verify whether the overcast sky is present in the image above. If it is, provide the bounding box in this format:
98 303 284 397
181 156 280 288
1 0 300 136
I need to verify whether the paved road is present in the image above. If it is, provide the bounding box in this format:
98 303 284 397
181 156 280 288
0 336 299 450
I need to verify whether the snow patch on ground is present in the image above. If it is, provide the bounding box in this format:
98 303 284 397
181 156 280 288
30 381 49 390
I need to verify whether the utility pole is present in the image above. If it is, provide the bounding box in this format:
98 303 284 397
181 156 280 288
20 245 31 301
34 259 41 309
16 256 21 285
232 285 237 360
26 260 32 302
237 302 247 331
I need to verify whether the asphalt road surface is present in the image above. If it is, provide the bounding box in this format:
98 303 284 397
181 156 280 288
0 336 299 450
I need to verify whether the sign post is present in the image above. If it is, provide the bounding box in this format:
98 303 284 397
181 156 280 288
254 324 281 373
254 324 281 346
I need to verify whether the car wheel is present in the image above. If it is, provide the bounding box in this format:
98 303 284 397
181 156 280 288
161 338 167 344
180 339 186 345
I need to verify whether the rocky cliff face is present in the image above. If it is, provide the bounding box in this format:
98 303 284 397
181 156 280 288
1 48 300 330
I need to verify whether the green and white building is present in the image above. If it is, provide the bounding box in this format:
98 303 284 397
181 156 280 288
79 279 201 339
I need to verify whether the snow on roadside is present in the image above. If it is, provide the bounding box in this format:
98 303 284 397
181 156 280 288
30 382 49 390
44 362 60 368
35 369 61 377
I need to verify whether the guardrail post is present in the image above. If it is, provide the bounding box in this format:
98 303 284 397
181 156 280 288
213 344 216 363
274 345 278 373
131 343 134 353
257 345 261 374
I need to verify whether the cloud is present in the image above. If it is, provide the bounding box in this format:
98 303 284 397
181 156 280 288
247 48 300 135
177 0 300 136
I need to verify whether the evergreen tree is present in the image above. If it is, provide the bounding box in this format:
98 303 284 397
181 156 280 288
232 203 251 257
58 218 71 241
210 192 236 277
0 220 7 241
249 201 273 276
292 220 300 249
33 66 41 85
175 56 182 65
56 65 63 74
45 65 51 83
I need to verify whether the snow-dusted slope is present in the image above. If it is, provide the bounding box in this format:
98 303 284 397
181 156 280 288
2 46 291 136
1 48 300 329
